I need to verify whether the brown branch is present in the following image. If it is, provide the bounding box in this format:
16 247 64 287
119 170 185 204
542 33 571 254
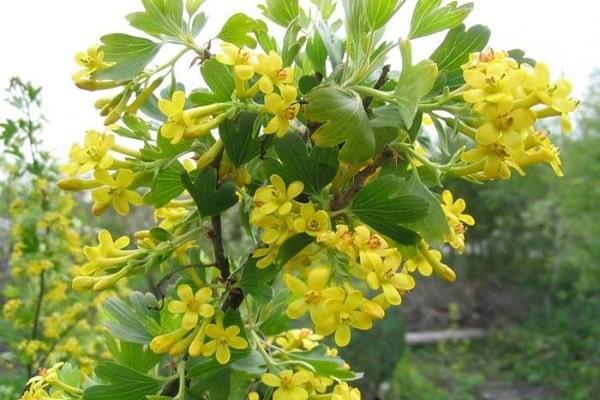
329 149 392 211
362 64 391 110
208 216 229 281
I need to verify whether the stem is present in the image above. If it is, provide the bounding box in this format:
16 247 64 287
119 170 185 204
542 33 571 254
209 216 229 280
174 360 186 400
28 270 45 376
362 65 391 109
447 161 485 177
112 143 142 158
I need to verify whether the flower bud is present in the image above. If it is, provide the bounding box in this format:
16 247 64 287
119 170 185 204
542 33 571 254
75 79 124 91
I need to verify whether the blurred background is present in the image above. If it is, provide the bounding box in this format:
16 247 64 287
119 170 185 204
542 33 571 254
1 1 600 399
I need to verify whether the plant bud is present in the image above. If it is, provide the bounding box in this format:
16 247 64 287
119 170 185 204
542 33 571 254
75 79 123 91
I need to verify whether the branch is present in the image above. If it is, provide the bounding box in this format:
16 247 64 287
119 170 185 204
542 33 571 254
329 149 392 211
362 64 391 110
208 215 229 280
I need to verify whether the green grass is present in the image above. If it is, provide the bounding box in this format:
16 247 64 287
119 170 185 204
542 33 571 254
390 299 600 400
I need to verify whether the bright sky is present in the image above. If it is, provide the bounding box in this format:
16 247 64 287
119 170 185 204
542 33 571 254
0 0 599 157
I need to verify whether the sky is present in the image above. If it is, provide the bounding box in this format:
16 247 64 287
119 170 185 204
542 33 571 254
0 0 599 158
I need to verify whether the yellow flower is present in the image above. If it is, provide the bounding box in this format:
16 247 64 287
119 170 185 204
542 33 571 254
284 266 345 320
352 225 393 269
80 230 136 275
293 204 331 236
73 45 111 81
332 382 362 400
318 225 357 260
253 245 279 269
462 143 524 180
263 85 300 137
519 131 564 177
91 169 143 216
253 51 294 94
216 42 255 81
251 211 295 246
315 288 384 347
538 79 578 133
3 298 22 320
463 59 525 104
62 130 115 176
158 91 192 144
408 242 457 282
261 369 312 400
247 392 260 400
475 101 536 151
254 174 304 216
155 206 189 231
168 284 215 330
150 327 191 354
364 263 415 306
441 190 475 227
202 321 248 364
274 329 323 351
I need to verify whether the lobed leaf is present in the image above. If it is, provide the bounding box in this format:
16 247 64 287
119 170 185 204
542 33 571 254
410 0 473 39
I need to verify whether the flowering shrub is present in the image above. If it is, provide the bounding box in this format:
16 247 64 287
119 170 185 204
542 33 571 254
0 79 108 397
26 0 579 398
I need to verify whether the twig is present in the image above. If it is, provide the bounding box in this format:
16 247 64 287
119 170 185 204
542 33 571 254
329 149 392 211
362 64 391 110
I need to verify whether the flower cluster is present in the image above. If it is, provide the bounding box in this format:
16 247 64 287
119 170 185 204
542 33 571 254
259 368 360 400
458 50 578 179
150 284 248 364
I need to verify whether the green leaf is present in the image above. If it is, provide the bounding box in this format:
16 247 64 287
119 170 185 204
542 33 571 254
315 19 344 68
365 0 405 30
191 12 208 36
218 13 258 48
394 59 438 128
306 31 328 75
144 160 185 207
220 112 260 167
95 34 161 81
105 340 161 373
237 257 276 303
83 362 163 400
102 293 162 345
181 169 238 218
350 175 429 245
258 0 299 27
281 22 305 67
395 171 449 244
200 59 235 101
127 0 185 39
121 114 151 140
141 133 190 160
287 345 361 380
186 0 205 16
264 133 339 194
305 86 375 164
310 0 337 20
410 0 473 39
430 24 490 89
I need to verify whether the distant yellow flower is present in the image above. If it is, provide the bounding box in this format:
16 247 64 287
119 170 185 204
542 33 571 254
73 45 111 81
158 91 192 144
263 85 300 137
216 42 255 81
293 204 331 236
254 174 303 216
202 321 248 364
254 51 294 94
261 369 312 400
91 169 143 216
168 284 215 330
62 130 115 176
